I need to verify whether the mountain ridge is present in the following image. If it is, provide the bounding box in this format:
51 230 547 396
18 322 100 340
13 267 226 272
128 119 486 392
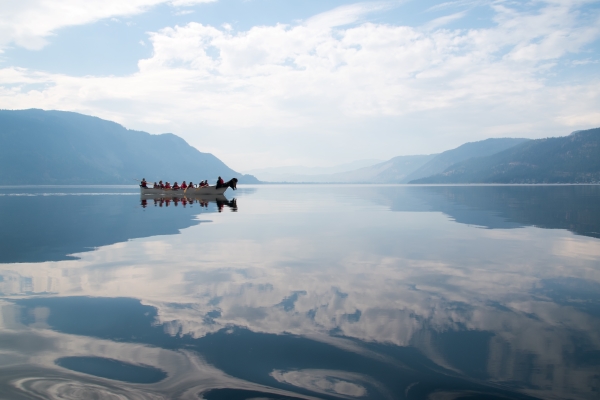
402 138 531 183
259 137 531 184
0 109 258 185
410 128 600 184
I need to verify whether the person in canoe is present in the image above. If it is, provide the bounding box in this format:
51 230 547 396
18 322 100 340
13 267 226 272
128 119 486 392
159 180 165 189
165 182 172 189
216 176 224 188
173 182 180 190
181 181 187 190
153 182 159 188
188 181 194 189
140 178 148 188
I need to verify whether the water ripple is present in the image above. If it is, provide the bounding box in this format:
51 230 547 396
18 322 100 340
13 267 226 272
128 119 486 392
13 377 163 400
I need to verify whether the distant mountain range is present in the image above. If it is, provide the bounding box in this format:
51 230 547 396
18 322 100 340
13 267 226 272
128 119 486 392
251 137 531 183
0 109 258 185
412 128 600 184
1 109 597 185
252 129 599 184
403 138 530 183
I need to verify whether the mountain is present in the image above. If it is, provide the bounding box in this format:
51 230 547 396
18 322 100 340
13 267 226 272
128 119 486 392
258 138 529 184
0 109 258 185
403 138 531 183
411 128 600 184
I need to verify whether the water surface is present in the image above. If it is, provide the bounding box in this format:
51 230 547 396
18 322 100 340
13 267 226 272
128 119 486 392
0 185 599 399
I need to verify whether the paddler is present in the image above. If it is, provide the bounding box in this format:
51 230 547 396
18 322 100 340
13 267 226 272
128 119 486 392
140 178 148 188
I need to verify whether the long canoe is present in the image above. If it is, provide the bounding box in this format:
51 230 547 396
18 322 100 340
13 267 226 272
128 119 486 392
140 186 228 196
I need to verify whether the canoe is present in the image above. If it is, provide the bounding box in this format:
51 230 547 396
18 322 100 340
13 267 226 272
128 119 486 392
140 186 228 196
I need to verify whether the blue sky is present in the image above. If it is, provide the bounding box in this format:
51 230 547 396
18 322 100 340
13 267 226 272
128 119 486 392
1 0 599 170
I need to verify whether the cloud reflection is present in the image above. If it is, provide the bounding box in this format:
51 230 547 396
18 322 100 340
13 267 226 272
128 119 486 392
1 185 599 399
271 369 373 398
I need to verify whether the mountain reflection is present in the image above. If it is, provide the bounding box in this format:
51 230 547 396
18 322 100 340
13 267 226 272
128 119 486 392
366 185 600 238
2 185 596 264
0 187 237 263
0 185 599 399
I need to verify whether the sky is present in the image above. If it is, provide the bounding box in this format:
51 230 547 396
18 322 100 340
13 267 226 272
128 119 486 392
1 0 599 171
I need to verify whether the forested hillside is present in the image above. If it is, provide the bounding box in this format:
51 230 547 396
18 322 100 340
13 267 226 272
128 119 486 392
0 109 258 184
403 138 530 183
411 128 600 184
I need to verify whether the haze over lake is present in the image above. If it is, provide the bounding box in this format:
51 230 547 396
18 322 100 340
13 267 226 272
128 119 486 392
1 184 599 399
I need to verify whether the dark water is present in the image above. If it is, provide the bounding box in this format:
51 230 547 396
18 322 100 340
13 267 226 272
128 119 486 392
0 185 599 400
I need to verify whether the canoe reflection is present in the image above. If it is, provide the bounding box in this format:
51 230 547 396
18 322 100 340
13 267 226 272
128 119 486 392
140 194 237 212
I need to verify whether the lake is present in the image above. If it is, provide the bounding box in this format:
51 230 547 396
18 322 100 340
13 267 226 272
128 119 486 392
0 184 599 400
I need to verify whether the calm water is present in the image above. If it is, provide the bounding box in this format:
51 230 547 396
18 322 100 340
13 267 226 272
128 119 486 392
0 184 599 400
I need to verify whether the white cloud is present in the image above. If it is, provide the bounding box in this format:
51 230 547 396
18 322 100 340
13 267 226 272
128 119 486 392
0 1 599 168
170 0 216 5
423 10 467 30
304 2 391 29
0 0 216 50
173 9 196 16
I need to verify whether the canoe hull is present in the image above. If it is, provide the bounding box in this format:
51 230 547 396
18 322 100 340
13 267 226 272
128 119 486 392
140 186 228 196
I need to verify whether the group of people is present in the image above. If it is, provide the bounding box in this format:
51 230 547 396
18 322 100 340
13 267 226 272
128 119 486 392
152 180 208 190
140 177 225 190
